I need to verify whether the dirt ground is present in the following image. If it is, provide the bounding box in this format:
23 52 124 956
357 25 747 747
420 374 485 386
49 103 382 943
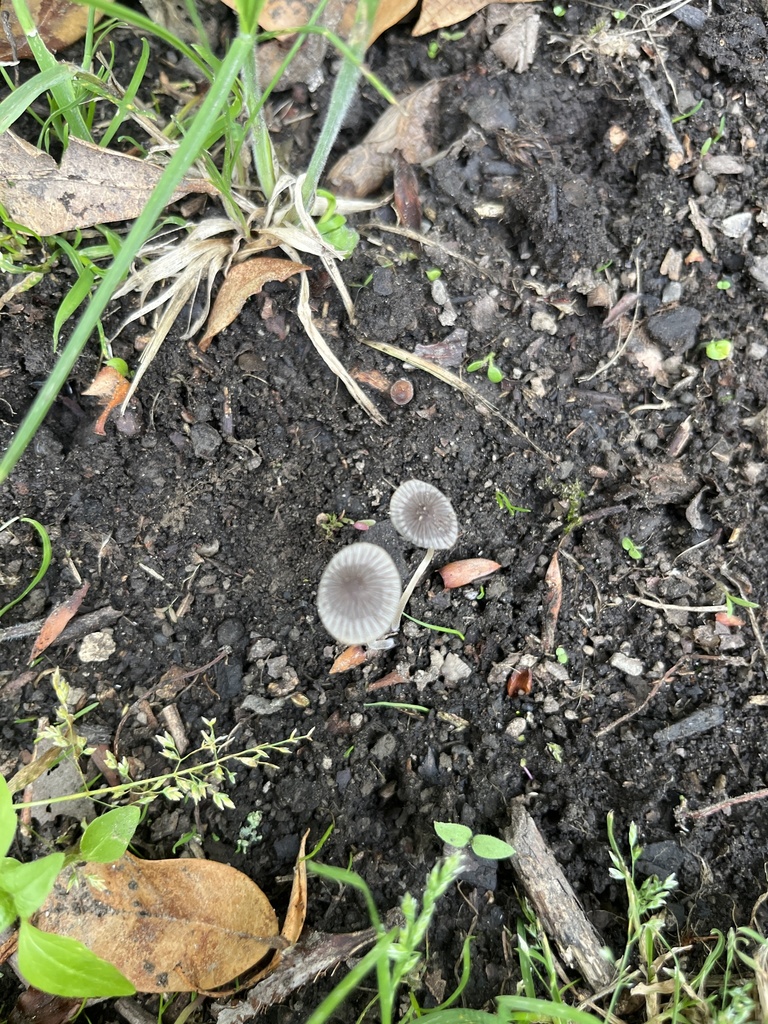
2 0 768 1018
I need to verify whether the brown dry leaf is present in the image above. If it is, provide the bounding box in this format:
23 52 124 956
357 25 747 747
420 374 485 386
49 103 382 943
330 645 368 673
29 583 90 662
198 258 309 352
414 0 537 36
541 551 562 655
0 132 217 236
280 830 308 944
438 558 501 589
36 854 281 993
81 366 130 435
0 0 98 61
328 80 443 198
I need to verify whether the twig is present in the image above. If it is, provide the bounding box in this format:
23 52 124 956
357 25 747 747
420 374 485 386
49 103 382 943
0 605 122 644
681 788 768 821
596 657 690 738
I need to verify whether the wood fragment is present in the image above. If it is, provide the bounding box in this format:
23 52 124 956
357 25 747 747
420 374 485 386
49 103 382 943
505 801 614 992
0 605 122 645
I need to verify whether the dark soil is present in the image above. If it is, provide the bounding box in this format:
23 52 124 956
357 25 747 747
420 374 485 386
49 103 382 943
2 0 768 1019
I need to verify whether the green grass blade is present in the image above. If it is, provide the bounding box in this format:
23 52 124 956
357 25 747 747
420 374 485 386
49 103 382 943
0 517 52 618
0 32 256 484
98 36 151 149
10 0 91 141
0 67 76 131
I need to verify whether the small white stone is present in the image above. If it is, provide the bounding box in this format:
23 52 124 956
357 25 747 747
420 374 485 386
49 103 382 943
530 310 558 335
610 652 644 677
505 718 527 739
78 630 116 663
720 212 753 238
442 653 472 683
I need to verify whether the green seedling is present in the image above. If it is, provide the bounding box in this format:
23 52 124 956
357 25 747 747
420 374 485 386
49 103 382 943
0 517 52 618
401 611 465 641
721 588 759 618
555 646 568 665
561 479 586 534
315 190 359 258
0 778 138 997
706 338 733 361
495 490 531 517
467 351 504 384
316 511 375 539
596 259 614 273
553 4 567 15
433 822 515 860
621 536 643 561
364 701 430 714
427 40 440 58
716 278 732 290
546 742 563 763
701 114 726 156
476 584 485 600
671 99 704 123
425 268 442 281
612 8 626 19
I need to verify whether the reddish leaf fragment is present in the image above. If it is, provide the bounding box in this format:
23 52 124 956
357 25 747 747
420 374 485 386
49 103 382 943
393 152 422 233
438 558 501 590
541 551 562 655
330 646 367 674
82 367 130 435
506 667 532 697
29 583 90 662
366 671 409 692
199 259 309 352
715 612 744 628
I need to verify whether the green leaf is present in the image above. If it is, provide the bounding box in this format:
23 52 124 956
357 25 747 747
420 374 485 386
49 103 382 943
470 834 515 860
0 775 16 859
18 920 135 997
80 806 141 863
434 822 472 848
466 360 485 373
0 853 65 917
487 364 503 384
705 338 732 361
0 889 16 931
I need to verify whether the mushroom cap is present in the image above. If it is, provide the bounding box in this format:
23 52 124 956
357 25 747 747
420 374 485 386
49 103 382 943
317 542 402 646
389 479 458 549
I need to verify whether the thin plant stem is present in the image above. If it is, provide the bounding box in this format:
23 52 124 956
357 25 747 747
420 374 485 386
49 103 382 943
301 0 379 207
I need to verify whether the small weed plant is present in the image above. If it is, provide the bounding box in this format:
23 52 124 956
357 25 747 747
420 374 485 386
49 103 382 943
467 351 504 384
0 0 392 482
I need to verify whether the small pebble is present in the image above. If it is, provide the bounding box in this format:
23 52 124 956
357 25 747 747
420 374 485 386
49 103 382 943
390 378 414 406
217 618 245 646
442 653 472 683
647 307 702 353
505 718 526 739
720 212 753 238
692 170 716 196
78 630 116 663
530 309 558 335
661 282 682 304
190 422 222 458
610 652 644 677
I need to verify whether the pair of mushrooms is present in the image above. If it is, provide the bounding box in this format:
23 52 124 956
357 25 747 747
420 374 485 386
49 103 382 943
317 479 458 647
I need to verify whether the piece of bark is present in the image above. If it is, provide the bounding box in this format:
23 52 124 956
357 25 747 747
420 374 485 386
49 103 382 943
0 606 122 644
505 801 614 991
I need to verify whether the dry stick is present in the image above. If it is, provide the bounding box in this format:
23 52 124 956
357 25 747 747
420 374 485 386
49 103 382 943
0 604 122 644
595 656 690 738
360 338 550 458
505 801 615 992
682 787 768 821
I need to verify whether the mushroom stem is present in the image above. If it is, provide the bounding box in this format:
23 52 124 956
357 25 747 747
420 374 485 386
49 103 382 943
391 546 435 631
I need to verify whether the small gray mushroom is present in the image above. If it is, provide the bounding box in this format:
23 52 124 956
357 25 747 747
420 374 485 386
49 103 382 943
317 542 402 646
389 479 458 628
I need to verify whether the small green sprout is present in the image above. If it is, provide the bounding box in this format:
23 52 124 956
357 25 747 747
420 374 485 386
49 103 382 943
700 115 726 156
553 4 566 15
555 646 568 665
706 338 732 361
352 273 374 290
612 9 626 20
721 589 759 618
546 742 563 763
716 278 731 290
621 536 643 561
596 259 614 273
495 490 531 517
315 190 359 258
401 611 465 641
427 40 440 58
434 822 515 860
476 584 485 600
104 357 131 377
425 267 442 281
671 100 704 123
467 351 503 384
440 29 466 41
